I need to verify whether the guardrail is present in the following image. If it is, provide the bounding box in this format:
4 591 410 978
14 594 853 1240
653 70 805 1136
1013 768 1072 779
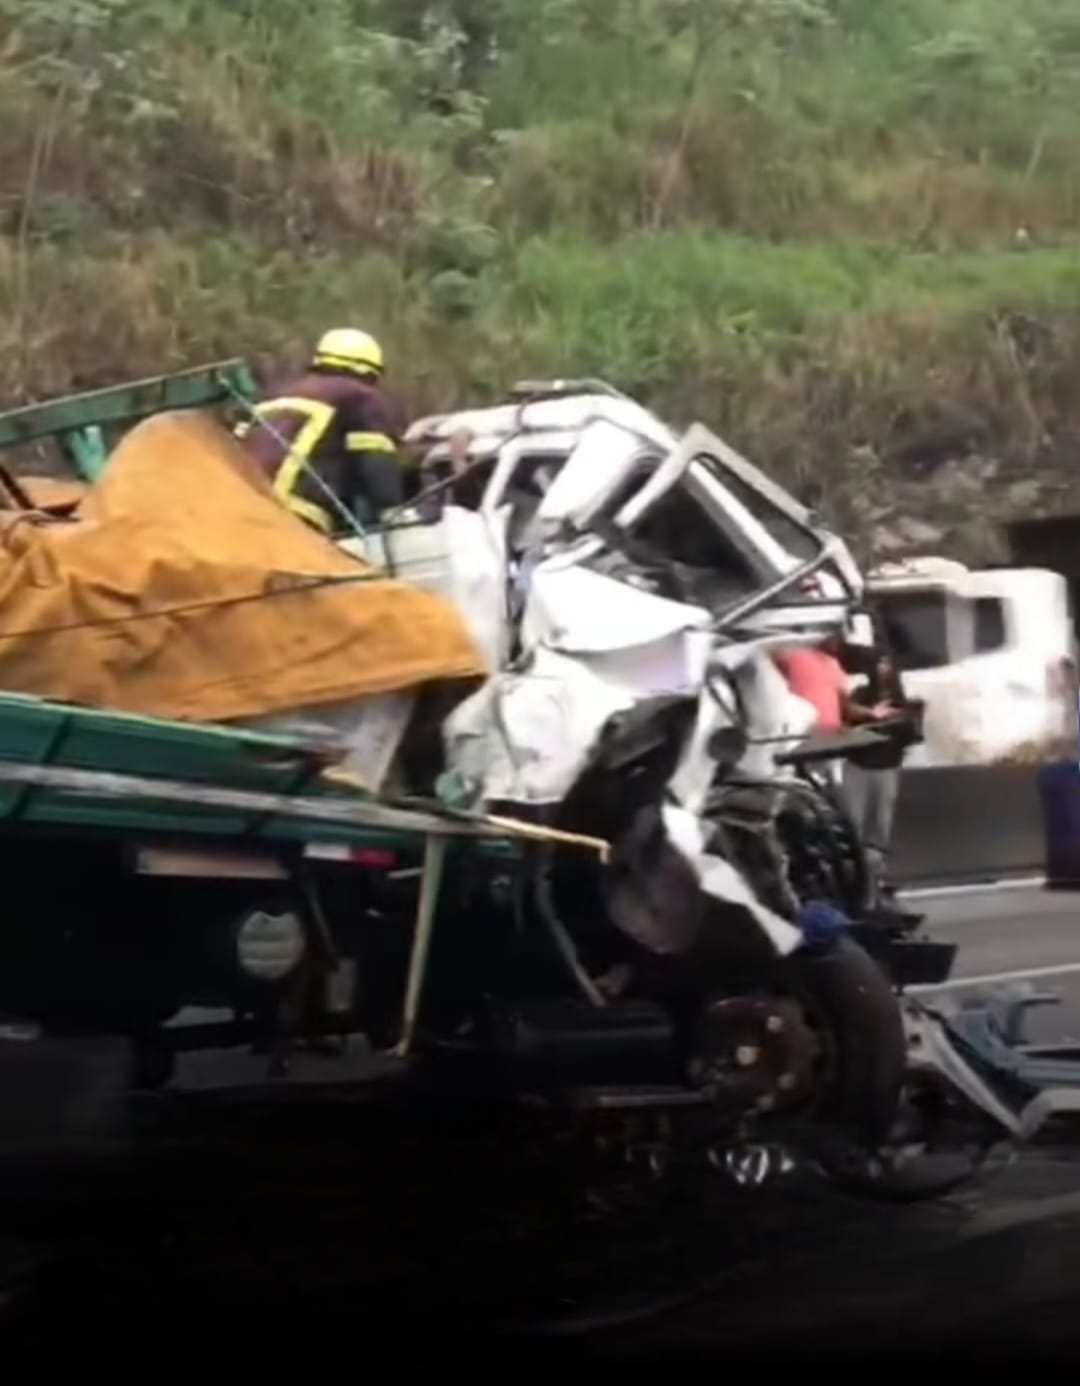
892 765 1045 885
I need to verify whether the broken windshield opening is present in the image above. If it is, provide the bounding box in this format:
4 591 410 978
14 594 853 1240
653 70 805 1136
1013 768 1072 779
590 464 760 612
697 456 822 565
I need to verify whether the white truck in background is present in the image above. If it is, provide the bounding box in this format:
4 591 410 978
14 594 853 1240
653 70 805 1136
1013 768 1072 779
862 557 1076 768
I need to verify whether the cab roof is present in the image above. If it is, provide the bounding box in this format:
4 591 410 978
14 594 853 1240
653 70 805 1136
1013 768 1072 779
406 384 677 462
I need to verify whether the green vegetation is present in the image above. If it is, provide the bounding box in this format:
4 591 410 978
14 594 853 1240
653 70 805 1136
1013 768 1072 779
1 0 1079 535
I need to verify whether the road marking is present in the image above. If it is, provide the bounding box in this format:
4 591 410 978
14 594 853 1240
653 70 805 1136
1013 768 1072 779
955 1189 1080 1243
909 960 1080 995
900 875 1045 901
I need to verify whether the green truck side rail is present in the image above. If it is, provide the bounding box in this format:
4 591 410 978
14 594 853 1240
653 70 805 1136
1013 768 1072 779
0 690 519 858
0 359 257 481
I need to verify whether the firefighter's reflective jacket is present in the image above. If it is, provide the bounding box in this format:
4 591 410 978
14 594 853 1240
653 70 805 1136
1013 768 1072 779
237 370 407 533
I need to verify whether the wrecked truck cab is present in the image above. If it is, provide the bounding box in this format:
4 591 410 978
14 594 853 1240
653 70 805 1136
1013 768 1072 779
404 385 862 639
397 387 864 806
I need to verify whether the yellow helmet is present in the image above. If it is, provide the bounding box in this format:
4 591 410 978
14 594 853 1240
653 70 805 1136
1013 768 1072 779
313 327 384 377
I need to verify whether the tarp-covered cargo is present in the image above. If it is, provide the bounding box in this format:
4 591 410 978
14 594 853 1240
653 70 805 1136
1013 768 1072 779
0 412 484 722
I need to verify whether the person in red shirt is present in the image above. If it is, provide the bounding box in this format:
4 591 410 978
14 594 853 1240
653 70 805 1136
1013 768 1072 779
772 643 848 732
773 634 904 879
773 635 897 734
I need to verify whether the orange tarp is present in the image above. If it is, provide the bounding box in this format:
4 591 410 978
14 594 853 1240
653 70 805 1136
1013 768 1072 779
0 411 485 721
17 476 90 513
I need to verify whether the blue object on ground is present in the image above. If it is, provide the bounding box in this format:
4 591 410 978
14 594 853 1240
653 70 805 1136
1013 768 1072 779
1037 761 1080 887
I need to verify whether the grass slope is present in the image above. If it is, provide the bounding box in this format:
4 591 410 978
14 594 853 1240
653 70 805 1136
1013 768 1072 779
1 0 1079 550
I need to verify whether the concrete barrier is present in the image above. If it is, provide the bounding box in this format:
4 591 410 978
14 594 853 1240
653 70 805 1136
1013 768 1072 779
892 765 1045 885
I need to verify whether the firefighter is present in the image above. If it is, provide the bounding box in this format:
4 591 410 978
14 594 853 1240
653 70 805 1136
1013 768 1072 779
237 328 408 534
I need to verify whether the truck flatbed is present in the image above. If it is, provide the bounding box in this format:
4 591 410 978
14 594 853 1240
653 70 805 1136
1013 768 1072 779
0 689 608 859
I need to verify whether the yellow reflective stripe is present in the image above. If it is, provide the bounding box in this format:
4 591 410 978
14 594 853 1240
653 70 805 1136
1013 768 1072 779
285 493 332 532
254 397 336 507
345 430 397 455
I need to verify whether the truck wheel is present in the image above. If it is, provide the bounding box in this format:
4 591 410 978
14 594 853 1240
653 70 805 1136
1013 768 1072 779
782 934 907 1146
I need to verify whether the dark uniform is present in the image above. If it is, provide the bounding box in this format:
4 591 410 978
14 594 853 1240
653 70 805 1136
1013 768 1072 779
842 640 924 908
239 369 407 535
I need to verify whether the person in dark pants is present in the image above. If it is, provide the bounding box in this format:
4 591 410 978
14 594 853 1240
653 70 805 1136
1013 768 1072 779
842 640 923 909
237 328 409 535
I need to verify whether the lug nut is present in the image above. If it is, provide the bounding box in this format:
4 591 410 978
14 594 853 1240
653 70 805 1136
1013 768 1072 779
777 1072 797 1092
735 1044 759 1068
765 1014 785 1034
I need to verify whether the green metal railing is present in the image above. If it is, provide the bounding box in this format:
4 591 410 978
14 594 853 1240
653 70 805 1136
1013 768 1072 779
0 359 258 482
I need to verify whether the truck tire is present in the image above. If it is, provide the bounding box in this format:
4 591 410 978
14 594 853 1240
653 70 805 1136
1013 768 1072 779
783 934 906 1146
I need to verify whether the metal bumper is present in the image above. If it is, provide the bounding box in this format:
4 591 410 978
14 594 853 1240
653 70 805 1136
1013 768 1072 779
906 986 1080 1139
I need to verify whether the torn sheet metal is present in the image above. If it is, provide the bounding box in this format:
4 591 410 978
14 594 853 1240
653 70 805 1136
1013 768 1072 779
446 561 714 806
902 998 1024 1136
668 646 818 814
732 652 819 780
662 805 803 957
445 644 692 806
521 560 711 656
603 804 706 954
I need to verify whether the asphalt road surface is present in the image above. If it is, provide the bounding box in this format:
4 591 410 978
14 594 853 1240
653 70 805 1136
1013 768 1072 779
577 882 1080 1362
6 880 1080 1359
912 878 1080 1042
599 882 1080 1358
